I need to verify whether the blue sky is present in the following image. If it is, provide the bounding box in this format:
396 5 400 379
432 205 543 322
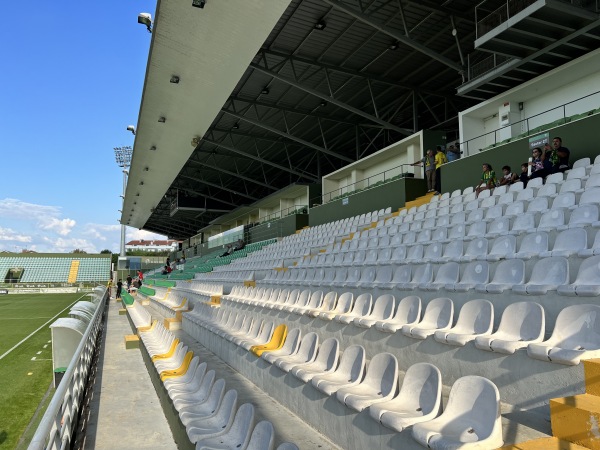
0 0 167 253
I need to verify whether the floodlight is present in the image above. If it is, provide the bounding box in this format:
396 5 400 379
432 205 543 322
114 146 133 168
126 125 136 135
170 75 180 84
314 20 326 30
192 0 206 8
138 13 152 33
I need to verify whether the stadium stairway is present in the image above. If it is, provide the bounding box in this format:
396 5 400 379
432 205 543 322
82 296 177 449
67 260 80 283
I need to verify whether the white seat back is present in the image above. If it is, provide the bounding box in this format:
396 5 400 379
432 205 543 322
420 297 454 328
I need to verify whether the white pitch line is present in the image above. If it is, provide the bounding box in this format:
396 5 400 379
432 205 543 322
36 351 42 355
43 345 48 349
31 357 36 361
0 293 88 361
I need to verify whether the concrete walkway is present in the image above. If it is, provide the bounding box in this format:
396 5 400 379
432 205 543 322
82 299 177 450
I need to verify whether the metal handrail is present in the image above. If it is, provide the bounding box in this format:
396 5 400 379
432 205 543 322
28 287 108 450
460 89 600 156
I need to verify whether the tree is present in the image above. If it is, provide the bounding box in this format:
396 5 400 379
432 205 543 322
100 249 112 254
71 249 87 254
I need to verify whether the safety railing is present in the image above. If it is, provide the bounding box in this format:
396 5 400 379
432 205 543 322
315 164 414 206
460 89 600 156
28 286 108 450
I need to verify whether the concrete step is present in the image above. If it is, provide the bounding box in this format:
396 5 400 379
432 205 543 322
551 394 600 450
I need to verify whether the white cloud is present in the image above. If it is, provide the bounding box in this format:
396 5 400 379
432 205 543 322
82 223 120 241
0 226 32 243
43 237 98 254
128 229 167 241
39 217 77 236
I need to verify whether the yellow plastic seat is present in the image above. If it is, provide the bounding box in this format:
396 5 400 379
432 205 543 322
151 338 180 362
160 351 194 381
137 320 157 333
250 324 288 357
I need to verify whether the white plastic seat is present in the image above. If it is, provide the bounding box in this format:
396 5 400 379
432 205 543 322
482 205 503 222
311 345 366 396
527 177 543 189
333 293 372 324
516 187 535 201
319 292 353 320
561 204 600 230
405 244 424 263
167 361 208 400
186 390 240 443
512 256 569 295
567 166 586 180
579 230 600 257
475 302 545 354
580 187 600 206
402 297 454 340
558 178 583 195
448 224 466 241
512 231 548 259
535 183 556 199
551 192 576 210
557 256 600 297
509 181 524 192
422 242 443 262
446 261 489 292
509 212 538 235
465 221 486 240
475 258 525 293
439 240 463 262
370 265 394 288
398 263 433 290
245 421 275 450
390 245 407 263
412 376 503 450
504 201 525 217
353 294 396 328
486 217 511 237
421 262 459 291
262 328 302 364
528 304 600 365
545 172 564 184
194 403 255 450
291 337 340 382
459 237 488 262
179 378 227 427
174 370 217 412
307 291 337 317
434 299 494 346
483 235 516 261
369 363 442 432
380 265 412 290
526 196 549 213
541 228 587 258
375 296 421 333
274 332 319 373
335 352 398 412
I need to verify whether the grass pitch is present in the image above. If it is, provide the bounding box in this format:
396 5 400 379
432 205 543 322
0 293 86 449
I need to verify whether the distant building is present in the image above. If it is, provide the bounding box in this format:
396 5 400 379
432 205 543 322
125 239 179 253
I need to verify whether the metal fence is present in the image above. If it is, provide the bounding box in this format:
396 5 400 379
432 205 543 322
28 286 108 450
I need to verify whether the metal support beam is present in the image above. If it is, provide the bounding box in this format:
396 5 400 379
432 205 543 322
222 107 353 162
321 0 464 74
173 185 239 208
202 138 318 181
249 63 413 135
179 174 258 201
188 158 278 191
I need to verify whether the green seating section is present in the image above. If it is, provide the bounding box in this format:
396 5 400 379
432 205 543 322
138 286 156 296
147 239 276 281
144 279 176 288
121 292 135 306
0 255 110 283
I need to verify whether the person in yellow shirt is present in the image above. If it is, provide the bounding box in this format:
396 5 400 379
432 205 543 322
434 146 448 194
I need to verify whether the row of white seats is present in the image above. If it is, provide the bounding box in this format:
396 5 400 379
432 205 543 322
220 287 600 365
263 255 600 297
295 229 600 272
138 322 297 450
124 300 152 329
189 308 504 449
193 270 255 283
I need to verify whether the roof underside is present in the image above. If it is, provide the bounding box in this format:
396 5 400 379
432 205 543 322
123 0 600 239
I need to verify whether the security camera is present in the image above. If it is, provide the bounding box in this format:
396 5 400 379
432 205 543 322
192 0 206 8
191 136 201 147
138 13 152 33
126 125 136 135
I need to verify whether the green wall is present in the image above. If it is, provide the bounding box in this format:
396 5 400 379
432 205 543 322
309 177 426 226
441 114 600 194
248 214 309 242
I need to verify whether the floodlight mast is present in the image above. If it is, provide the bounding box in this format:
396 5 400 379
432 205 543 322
113 146 133 258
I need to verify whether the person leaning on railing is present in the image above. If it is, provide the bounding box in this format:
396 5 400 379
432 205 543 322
411 149 437 193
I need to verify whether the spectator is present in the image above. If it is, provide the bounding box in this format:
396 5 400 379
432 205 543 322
233 239 245 251
519 163 529 187
434 146 448 194
220 245 233 257
137 270 144 281
126 275 132 293
544 136 570 173
161 265 172 275
446 144 461 162
179 256 186 264
529 147 551 180
475 163 497 197
166 257 171 267
411 149 437 193
116 279 123 299
499 165 518 186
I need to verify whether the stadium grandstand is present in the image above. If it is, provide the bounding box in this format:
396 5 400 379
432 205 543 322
27 1 600 450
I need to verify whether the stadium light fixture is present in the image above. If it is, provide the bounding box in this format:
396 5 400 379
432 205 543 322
158 116 166 123
138 13 152 33
192 0 206 8
261 87 270 95
114 146 133 168
232 123 239 130
126 125 136 135
150 146 157 151
144 167 149 171
170 75 180 84
314 20 326 30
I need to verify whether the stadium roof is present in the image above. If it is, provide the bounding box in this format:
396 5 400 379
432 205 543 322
123 0 600 239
